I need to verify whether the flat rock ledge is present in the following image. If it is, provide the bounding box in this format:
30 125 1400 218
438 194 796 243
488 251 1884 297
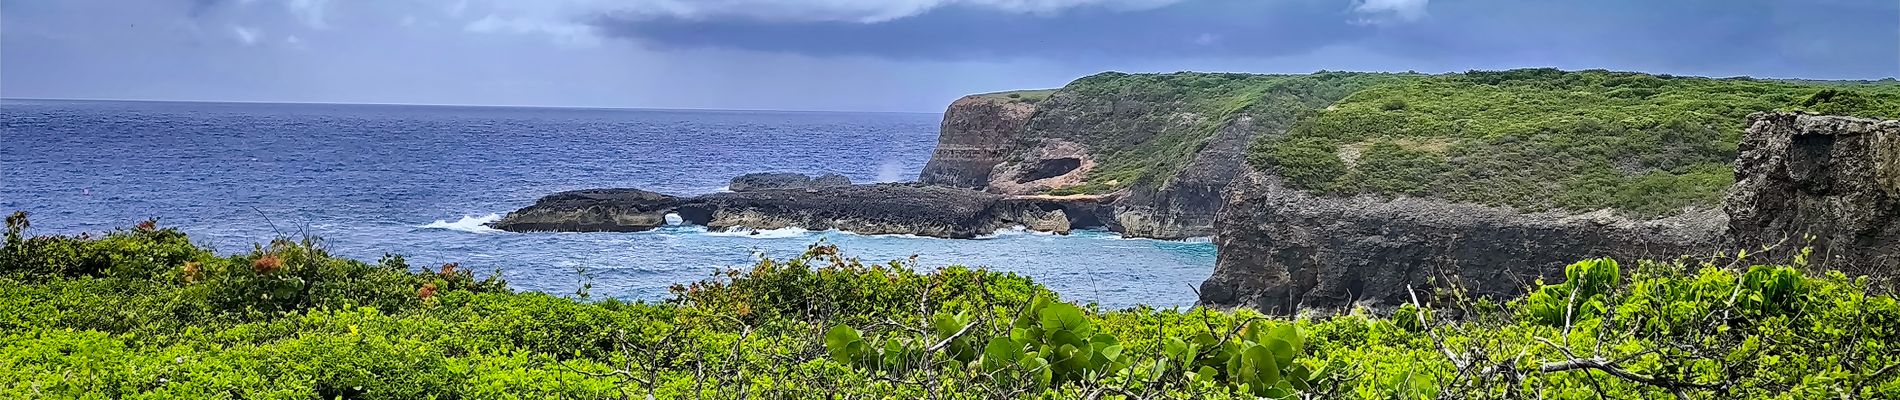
491 184 1114 239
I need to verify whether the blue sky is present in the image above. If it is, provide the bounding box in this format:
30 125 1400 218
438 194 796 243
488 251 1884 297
3 0 1895 112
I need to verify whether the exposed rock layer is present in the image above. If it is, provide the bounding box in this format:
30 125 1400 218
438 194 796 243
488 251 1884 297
1203 112 1900 313
1726 112 1900 275
1202 172 1725 314
919 95 1037 189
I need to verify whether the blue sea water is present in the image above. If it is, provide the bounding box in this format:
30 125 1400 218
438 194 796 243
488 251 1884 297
0 99 1215 308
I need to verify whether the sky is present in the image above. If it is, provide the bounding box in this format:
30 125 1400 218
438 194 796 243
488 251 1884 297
2 0 1897 112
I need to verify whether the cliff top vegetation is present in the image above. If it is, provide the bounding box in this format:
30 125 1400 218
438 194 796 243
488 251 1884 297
1024 68 1900 216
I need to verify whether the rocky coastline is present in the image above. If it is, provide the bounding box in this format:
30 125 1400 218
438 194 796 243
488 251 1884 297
492 174 1115 239
494 77 1899 315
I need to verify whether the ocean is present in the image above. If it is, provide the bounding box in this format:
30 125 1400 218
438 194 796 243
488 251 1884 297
0 99 1215 308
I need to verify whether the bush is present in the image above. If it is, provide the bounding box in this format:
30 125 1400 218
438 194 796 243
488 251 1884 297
3 216 1896 398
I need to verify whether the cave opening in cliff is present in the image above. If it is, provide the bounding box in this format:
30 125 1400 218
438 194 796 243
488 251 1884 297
1017 158 1081 183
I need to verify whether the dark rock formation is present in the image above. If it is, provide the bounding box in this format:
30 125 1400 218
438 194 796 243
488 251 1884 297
1726 112 1900 274
1111 115 1265 239
919 95 1037 188
679 184 1079 238
1204 112 1900 314
813 173 853 188
494 184 1106 239
1201 172 1724 314
491 189 683 232
729 173 813 192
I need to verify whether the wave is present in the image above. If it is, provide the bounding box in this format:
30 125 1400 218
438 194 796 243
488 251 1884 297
703 226 815 239
975 225 1060 239
418 213 502 233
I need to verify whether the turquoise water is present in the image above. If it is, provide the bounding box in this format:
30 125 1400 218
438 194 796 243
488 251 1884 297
0 99 1216 307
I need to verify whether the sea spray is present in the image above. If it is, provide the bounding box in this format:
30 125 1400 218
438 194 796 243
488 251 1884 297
418 214 503 233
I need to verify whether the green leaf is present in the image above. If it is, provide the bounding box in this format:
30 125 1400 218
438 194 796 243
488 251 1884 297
823 324 863 364
1266 338 1296 369
1163 337 1192 360
1019 355 1053 389
982 337 1024 373
1011 327 1042 345
1243 344 1281 389
1038 302 1094 338
1268 323 1303 354
1194 366 1219 384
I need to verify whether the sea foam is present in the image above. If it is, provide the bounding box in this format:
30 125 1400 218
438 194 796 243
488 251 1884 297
418 213 503 233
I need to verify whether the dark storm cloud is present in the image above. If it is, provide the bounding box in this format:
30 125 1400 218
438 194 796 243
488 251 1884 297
1366 0 1900 78
590 0 1378 61
589 0 1899 78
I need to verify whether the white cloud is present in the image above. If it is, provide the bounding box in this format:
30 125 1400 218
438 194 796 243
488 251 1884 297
1193 33 1219 46
231 25 261 45
465 14 599 46
286 0 330 28
1352 0 1429 22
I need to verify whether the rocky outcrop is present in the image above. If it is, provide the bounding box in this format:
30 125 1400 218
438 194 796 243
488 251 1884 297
679 184 1079 238
1726 112 1900 274
490 189 683 232
1201 172 1725 314
494 182 1107 239
1203 112 1900 314
813 173 853 188
730 173 853 192
919 94 1038 188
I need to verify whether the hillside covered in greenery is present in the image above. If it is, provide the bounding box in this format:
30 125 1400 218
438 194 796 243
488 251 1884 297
1035 69 1900 216
4 214 1897 399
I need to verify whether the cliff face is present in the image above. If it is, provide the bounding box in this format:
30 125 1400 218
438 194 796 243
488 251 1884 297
918 94 1040 188
1202 171 1724 314
1204 112 1900 313
1726 112 1900 274
921 74 1394 239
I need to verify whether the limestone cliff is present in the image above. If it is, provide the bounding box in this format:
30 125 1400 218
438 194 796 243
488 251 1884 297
1203 112 1900 313
919 93 1041 188
920 73 1397 239
1726 112 1900 275
1201 171 1724 314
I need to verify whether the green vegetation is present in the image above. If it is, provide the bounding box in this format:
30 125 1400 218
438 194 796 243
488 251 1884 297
4 214 1898 399
1032 71 1415 192
1248 68 1900 216
1028 68 1900 214
976 89 1058 106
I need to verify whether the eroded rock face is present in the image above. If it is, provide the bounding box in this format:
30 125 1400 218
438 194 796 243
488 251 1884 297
1202 172 1726 314
1726 112 1900 274
1204 112 1900 314
987 140 1096 195
919 95 1038 188
1112 115 1263 239
730 173 814 192
491 189 683 232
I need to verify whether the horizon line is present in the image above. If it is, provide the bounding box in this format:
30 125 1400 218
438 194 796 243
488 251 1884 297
0 96 941 115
